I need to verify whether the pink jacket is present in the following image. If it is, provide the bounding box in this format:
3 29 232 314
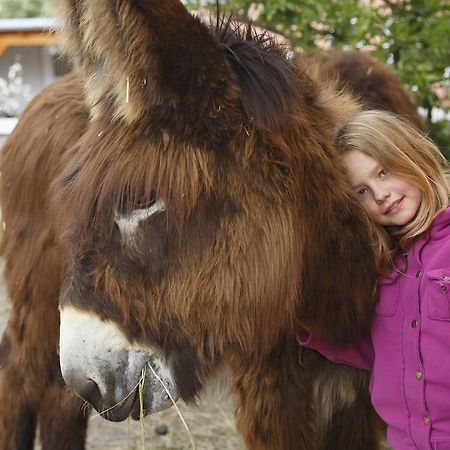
298 208 450 450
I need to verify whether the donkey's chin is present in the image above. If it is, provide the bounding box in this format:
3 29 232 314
128 358 179 421
97 390 139 422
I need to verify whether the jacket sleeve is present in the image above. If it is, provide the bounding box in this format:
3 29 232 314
297 328 374 371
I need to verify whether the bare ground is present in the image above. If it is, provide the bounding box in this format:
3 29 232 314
82 399 244 450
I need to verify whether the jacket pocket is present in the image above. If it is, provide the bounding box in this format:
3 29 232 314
375 271 401 317
434 440 450 450
426 270 450 321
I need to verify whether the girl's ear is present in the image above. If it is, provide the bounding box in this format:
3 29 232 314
58 0 241 127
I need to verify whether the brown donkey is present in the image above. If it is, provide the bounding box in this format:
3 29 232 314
0 2 383 449
305 49 424 130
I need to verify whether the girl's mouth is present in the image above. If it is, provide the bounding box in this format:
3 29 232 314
385 197 404 214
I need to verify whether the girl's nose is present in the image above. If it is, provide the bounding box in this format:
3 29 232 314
374 188 390 205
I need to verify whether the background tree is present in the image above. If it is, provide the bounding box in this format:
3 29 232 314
0 0 53 17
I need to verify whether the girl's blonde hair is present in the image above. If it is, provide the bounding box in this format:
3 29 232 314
335 110 450 273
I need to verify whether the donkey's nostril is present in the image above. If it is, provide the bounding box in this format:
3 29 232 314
78 378 101 410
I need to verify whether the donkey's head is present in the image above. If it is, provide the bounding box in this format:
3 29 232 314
57 0 375 421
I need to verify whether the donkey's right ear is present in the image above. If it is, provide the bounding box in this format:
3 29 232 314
57 0 241 129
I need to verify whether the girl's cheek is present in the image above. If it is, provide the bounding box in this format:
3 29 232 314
363 205 379 223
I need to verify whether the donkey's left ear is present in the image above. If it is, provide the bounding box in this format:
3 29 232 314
58 0 241 127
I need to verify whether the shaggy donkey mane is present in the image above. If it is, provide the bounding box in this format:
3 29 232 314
213 16 311 129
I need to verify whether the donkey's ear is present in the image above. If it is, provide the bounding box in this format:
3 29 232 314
58 0 240 127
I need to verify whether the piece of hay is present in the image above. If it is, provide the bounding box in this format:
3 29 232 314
147 361 196 450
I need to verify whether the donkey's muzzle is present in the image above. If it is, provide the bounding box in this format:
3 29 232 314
59 306 178 422
77 378 102 411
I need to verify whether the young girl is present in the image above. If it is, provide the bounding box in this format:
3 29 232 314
298 110 450 450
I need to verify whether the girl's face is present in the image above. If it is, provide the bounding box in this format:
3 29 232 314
342 150 422 227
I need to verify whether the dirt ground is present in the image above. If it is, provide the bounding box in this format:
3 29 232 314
81 398 244 450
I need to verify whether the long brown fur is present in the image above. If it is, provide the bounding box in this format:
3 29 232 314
0 3 408 449
302 49 424 130
0 74 90 449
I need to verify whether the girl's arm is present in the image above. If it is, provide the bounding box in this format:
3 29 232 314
297 328 374 371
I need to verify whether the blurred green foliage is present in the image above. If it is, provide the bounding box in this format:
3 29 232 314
0 0 53 18
188 0 450 155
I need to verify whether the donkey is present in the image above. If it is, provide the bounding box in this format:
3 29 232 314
305 49 424 130
0 2 382 449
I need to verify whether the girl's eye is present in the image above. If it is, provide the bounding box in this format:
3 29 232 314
379 169 388 177
357 187 368 196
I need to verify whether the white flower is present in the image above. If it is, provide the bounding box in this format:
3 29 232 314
0 62 31 117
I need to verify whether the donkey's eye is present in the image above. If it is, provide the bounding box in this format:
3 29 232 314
118 190 157 215
132 189 157 210
134 195 156 210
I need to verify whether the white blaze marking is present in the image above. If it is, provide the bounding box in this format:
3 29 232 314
115 200 165 237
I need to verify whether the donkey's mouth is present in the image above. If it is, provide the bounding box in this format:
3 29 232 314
129 360 178 420
98 388 139 422
98 361 178 422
